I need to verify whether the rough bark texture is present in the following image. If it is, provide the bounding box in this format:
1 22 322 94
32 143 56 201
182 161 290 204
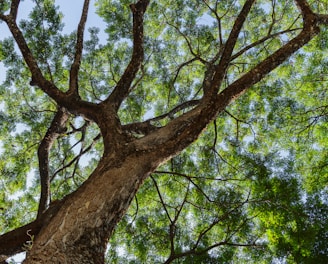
0 0 328 263
24 152 164 263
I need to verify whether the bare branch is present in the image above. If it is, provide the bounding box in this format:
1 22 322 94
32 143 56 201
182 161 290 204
231 28 301 61
149 99 200 123
50 133 101 182
150 175 173 223
68 0 90 96
104 0 150 111
37 108 69 218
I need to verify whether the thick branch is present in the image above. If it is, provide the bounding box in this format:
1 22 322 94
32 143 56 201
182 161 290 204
68 0 90 96
317 14 328 24
134 1 320 158
121 100 199 136
295 0 315 24
104 0 150 111
122 121 158 136
217 10 319 109
3 16 65 101
37 108 69 218
1 6 99 121
0 220 42 260
10 0 20 20
0 199 64 258
149 99 200 122
205 0 256 97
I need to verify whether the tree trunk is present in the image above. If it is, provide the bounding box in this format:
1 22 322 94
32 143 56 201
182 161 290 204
0 1 324 262
23 151 165 263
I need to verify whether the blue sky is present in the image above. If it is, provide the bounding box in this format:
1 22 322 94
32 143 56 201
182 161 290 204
0 2 107 260
0 0 107 83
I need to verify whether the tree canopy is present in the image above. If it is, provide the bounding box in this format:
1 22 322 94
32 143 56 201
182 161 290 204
0 0 328 263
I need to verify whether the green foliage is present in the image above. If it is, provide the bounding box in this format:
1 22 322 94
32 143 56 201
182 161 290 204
0 1 10 14
103 0 328 260
1 0 328 263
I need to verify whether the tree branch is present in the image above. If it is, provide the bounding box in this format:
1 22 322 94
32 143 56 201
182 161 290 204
122 121 158 136
0 199 65 258
165 19 205 62
317 14 328 24
205 0 256 97
68 0 90 96
164 193 257 264
216 5 319 109
3 15 65 101
295 0 315 26
150 175 173 223
133 0 320 161
167 182 190 261
149 100 200 123
50 133 101 182
37 108 69 218
121 100 200 137
10 0 20 20
155 170 243 182
104 0 150 111
0 220 42 260
230 28 301 62
164 238 259 264
0 4 99 121
202 0 224 46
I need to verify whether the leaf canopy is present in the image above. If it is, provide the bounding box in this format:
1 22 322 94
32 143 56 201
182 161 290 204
0 0 328 263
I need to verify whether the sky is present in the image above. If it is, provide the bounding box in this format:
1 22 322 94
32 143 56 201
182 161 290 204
0 1 107 262
0 0 108 83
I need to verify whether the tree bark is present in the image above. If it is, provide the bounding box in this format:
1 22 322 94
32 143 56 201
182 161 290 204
23 149 167 263
1 0 327 262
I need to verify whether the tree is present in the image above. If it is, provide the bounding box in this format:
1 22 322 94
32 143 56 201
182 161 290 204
0 0 328 263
